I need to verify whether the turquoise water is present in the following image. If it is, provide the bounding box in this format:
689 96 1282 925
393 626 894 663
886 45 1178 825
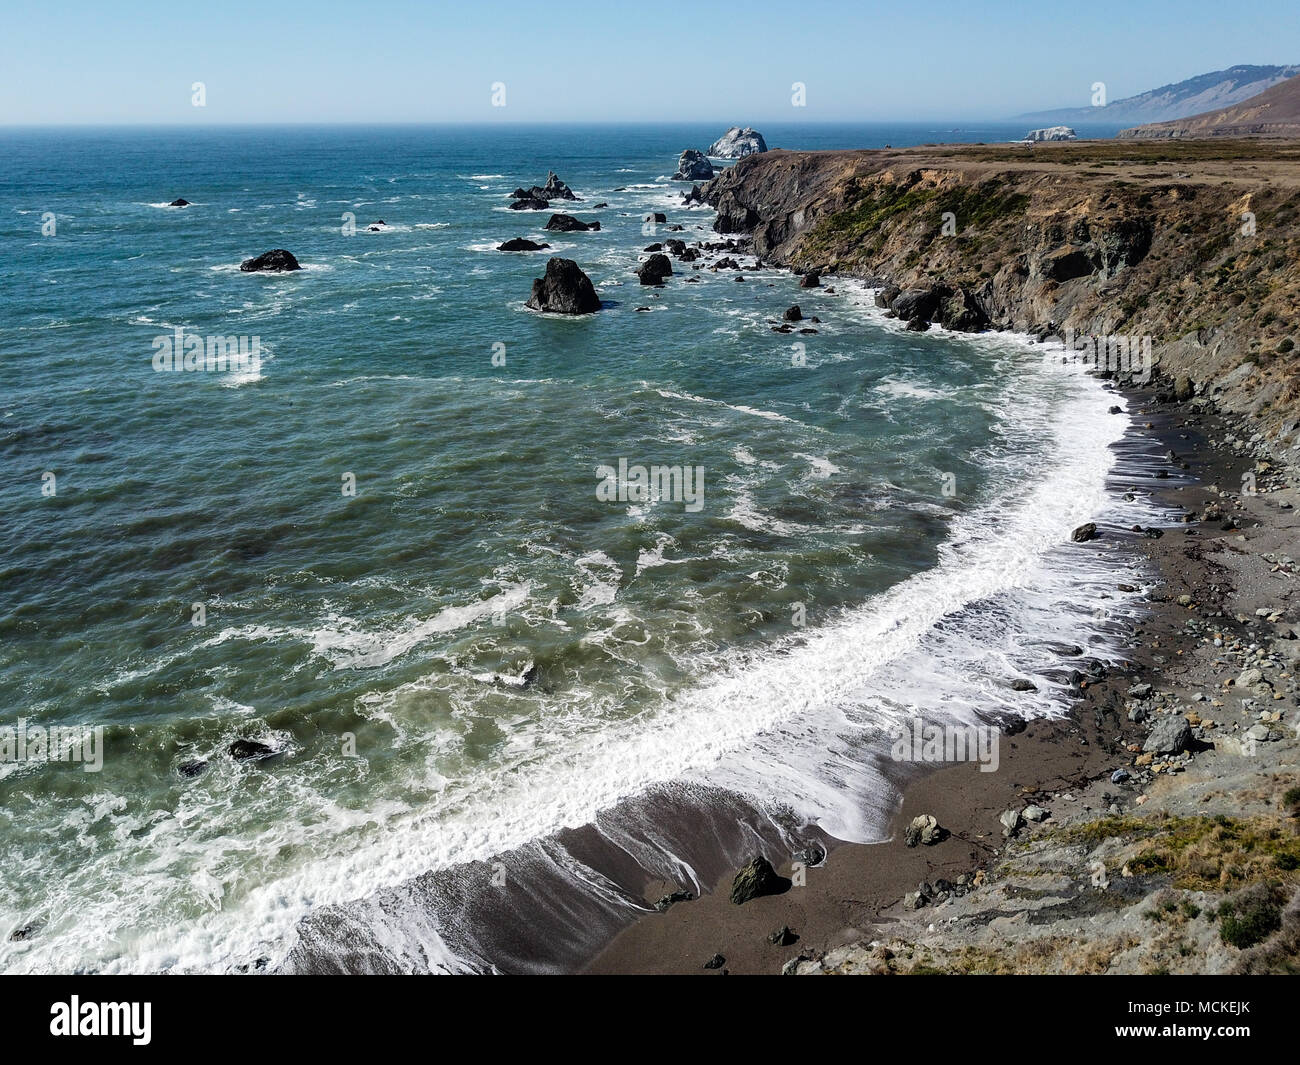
1 124 1136 972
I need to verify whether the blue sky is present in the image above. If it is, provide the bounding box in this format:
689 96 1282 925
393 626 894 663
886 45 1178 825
3 0 1299 124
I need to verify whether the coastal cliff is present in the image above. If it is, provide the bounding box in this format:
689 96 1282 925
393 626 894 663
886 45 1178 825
702 141 1300 460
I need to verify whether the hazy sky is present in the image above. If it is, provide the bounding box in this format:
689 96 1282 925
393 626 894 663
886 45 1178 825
4 0 1299 124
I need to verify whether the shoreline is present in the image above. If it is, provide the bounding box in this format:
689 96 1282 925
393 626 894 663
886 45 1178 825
586 378 1300 975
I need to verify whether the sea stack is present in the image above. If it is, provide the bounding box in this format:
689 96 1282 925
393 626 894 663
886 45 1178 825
707 127 768 158
526 257 600 314
239 249 302 272
673 149 714 181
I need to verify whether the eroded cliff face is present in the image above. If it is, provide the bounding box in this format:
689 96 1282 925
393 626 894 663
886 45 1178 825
702 145 1300 458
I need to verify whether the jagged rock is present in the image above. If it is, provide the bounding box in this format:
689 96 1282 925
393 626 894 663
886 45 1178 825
498 238 550 251
673 149 714 181
1143 714 1193 755
636 253 673 285
239 249 301 272
1174 375 1194 401
664 238 687 256
1000 808 1023 837
874 283 900 308
708 126 768 158
936 288 990 332
1072 522 1098 542
703 953 726 969
799 271 820 289
904 814 945 847
513 172 578 202
905 318 930 331
525 257 600 314
714 193 759 234
890 286 943 321
168 198 191 207
683 184 705 205
1023 804 1049 823
783 304 802 322
768 925 797 946
509 196 550 211
730 856 788 904
545 214 599 232
655 890 693 912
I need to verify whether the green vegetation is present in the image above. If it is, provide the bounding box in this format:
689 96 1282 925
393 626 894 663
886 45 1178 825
1218 885 1286 949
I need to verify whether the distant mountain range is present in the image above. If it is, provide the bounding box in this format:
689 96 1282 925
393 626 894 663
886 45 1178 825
1017 64 1300 125
1120 70 1300 138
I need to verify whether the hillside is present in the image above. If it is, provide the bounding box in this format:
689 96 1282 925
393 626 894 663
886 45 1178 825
700 140 1300 457
1122 72 1300 138
1020 64 1299 125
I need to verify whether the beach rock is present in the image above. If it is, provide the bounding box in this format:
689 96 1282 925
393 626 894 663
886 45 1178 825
905 318 930 331
767 925 797 946
636 253 673 285
673 149 714 182
703 953 726 970
1236 667 1264 689
497 237 550 251
643 243 663 252
1111 768 1131 784
730 855 787 904
652 212 667 224
545 214 599 233
795 844 826 868
177 759 208 779
1023 125 1078 141
1011 678 1037 692
683 184 705 205
168 198 191 207
1000 808 1023 836
936 287 990 332
1143 714 1192 755
799 271 821 289
1174 375 1194 401
525 257 601 315
591 202 607 209
1023 804 1049 823
890 286 942 322
655 890 694 912
708 126 768 158
874 284 900 308
663 238 687 256
228 739 275 761
903 890 926 910
1128 683 1154 699
1071 522 1098 543
509 196 550 211
783 304 802 322
904 813 945 847
239 249 301 272
1245 723 1275 743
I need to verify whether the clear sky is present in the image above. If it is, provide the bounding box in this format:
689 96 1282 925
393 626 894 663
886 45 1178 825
3 0 1299 124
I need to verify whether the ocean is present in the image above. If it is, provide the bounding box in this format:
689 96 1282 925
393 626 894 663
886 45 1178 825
0 120 1153 973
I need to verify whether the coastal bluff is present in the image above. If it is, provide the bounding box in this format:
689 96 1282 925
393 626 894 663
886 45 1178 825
700 140 1300 460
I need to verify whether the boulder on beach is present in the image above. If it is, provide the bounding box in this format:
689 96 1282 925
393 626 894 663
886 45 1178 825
636 253 673 285
1143 714 1193 755
904 813 946 847
525 257 600 314
1072 522 1099 543
545 214 600 232
729 855 788 904
239 249 301 273
673 148 715 181
708 126 769 158
168 198 191 207
498 237 551 251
